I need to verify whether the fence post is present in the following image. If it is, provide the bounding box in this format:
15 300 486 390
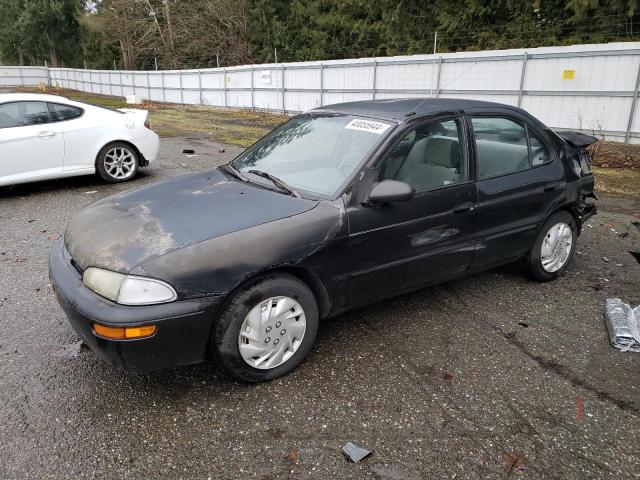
119 70 123 97
179 71 184 104
319 63 324 107
161 71 166 103
146 71 151 101
223 68 227 107
282 66 287 114
517 52 528 108
198 70 203 105
625 58 640 144
45 62 50 87
372 60 377 100
250 66 254 110
18 66 23 86
435 56 442 98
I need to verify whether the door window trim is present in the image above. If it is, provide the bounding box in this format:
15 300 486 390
0 100 52 129
374 113 472 194
468 112 555 181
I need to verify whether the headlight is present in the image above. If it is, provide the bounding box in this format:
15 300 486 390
83 267 177 305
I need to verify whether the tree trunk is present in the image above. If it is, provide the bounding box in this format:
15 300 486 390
49 48 60 68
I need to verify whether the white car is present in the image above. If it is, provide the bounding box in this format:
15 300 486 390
0 93 159 186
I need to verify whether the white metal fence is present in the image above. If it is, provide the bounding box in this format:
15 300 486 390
2 42 640 143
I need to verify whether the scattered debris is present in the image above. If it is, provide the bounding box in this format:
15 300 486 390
47 234 60 241
51 340 84 359
84 190 98 194
576 397 582 423
632 221 640 232
442 372 453 381
604 298 640 352
286 449 298 465
27 219 35 223
184 154 197 158
218 148 226 153
601 257 610 263
504 331 516 339
630 251 640 264
182 149 195 154
615 263 624 267
14 256 26 263
342 442 372 463
518 322 529 328
589 284 604 291
502 452 527 477
618 231 629 238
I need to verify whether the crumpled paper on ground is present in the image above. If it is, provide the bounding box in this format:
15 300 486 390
604 298 640 352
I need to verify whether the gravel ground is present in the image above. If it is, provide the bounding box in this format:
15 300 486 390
1 136 639 479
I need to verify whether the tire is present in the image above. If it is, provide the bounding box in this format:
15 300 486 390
96 142 139 183
212 273 319 383
521 211 577 282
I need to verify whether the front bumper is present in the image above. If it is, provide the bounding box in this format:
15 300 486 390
49 239 223 371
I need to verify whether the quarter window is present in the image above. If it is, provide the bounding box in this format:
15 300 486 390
47 103 83 122
380 119 466 191
0 101 50 128
529 131 551 166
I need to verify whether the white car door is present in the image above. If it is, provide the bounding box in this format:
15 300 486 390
0 101 64 184
46 101 93 172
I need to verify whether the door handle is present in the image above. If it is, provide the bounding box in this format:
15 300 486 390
452 202 475 214
544 183 560 192
38 131 56 138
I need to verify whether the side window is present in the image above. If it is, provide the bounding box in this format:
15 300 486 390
48 103 83 122
529 130 551 166
472 117 529 179
0 102 50 128
380 118 466 191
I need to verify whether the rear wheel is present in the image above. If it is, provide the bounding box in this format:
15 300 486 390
96 142 139 183
521 211 577 282
212 273 319 383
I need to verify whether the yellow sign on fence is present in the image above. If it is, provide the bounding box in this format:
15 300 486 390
562 69 576 80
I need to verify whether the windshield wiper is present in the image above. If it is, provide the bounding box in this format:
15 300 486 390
222 163 247 182
247 170 301 198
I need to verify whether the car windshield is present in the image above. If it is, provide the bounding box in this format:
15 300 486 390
232 113 393 197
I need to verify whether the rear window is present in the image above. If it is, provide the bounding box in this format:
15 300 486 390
47 103 84 122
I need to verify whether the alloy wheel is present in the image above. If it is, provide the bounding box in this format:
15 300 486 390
103 147 136 180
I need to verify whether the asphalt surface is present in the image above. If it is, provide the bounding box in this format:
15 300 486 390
1 136 639 479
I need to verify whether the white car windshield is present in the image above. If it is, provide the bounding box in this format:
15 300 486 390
232 113 393 198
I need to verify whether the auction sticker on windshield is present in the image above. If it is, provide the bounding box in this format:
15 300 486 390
344 119 391 134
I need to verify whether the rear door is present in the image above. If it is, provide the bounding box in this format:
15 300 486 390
0 101 64 184
347 115 477 303
468 110 564 267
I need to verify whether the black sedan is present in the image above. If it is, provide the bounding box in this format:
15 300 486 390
49 98 597 382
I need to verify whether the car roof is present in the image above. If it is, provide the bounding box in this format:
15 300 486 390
314 98 534 123
0 93 76 104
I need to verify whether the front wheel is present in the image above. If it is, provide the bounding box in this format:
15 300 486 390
96 142 139 183
521 211 577 282
212 273 319 383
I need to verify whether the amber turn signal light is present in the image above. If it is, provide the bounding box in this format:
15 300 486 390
93 323 157 340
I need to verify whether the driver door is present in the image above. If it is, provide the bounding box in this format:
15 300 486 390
347 116 478 304
0 101 64 183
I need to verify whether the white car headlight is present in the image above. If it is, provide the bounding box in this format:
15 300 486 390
83 267 177 305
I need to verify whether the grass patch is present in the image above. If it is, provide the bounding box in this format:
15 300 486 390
13 87 287 147
593 167 640 198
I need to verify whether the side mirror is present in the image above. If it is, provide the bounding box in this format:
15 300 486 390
367 180 414 204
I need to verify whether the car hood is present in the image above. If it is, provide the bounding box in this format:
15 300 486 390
65 168 318 273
